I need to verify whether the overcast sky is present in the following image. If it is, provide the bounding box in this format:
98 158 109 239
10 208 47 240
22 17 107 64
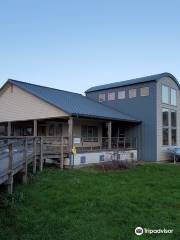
0 0 179 93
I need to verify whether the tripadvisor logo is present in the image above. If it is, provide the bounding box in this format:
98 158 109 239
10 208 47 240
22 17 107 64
135 226 174 235
135 227 143 235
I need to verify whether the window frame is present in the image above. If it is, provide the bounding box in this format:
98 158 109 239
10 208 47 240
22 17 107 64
171 110 177 146
162 108 169 146
81 125 98 142
140 86 149 97
118 90 126 100
108 92 115 101
129 88 137 98
162 85 169 104
98 93 106 102
170 88 177 106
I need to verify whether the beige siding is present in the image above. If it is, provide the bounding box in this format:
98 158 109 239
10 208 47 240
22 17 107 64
0 84 68 122
156 77 180 161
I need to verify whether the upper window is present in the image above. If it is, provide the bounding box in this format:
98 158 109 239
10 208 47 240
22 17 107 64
99 93 105 102
170 88 177 106
118 90 125 99
129 89 136 98
162 85 169 104
108 92 115 101
140 87 149 97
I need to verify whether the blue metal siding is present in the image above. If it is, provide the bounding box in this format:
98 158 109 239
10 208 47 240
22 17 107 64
86 82 157 161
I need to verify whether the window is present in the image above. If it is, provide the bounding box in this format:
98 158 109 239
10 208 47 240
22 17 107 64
118 90 125 99
99 155 105 162
162 85 169 104
171 129 177 146
81 126 98 142
171 88 177 106
140 87 149 96
108 92 115 101
171 110 176 127
171 110 177 145
80 156 86 164
163 128 169 146
99 93 105 102
162 108 169 127
23 127 33 136
129 88 136 98
49 125 55 136
162 108 169 145
0 125 7 136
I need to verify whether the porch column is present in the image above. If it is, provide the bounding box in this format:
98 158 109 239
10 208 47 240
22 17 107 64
33 120 37 136
107 121 112 150
7 122 11 137
68 117 73 151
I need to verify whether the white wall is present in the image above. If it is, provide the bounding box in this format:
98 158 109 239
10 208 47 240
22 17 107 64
64 150 137 166
156 77 180 161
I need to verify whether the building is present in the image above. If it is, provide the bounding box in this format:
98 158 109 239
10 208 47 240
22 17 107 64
0 79 139 166
86 72 179 161
0 72 179 164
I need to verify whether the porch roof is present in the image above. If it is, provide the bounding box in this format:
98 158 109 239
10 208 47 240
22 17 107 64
6 79 139 122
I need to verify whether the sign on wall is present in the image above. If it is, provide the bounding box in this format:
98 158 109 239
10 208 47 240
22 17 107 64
73 137 81 144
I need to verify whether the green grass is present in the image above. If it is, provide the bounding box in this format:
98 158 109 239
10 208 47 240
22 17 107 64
0 164 180 240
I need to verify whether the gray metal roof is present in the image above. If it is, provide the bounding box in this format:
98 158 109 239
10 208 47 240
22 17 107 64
86 72 179 93
6 79 138 122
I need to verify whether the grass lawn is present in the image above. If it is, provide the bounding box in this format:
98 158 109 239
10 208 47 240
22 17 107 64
0 164 180 240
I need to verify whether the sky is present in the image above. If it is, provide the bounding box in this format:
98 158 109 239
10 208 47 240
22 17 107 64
0 0 179 94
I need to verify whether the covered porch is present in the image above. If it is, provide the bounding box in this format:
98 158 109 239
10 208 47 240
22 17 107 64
0 116 139 166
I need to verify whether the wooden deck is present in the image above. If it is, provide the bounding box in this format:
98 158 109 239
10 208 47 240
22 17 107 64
0 136 137 193
0 137 69 193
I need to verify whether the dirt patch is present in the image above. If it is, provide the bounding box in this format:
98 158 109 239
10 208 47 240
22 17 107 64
92 160 137 172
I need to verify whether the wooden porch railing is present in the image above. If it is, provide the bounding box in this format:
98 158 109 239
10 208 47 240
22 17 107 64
74 137 137 153
0 136 69 194
0 136 137 193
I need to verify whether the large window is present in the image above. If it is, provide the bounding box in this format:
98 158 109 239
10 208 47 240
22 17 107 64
171 88 177 106
99 93 105 102
129 88 136 98
162 108 169 145
162 85 169 104
81 126 98 142
108 92 115 101
171 110 177 145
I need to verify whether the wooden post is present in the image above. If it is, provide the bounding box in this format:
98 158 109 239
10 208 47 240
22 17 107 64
33 138 37 173
68 117 74 167
40 137 43 171
60 136 64 169
7 122 11 137
107 121 112 150
23 138 28 184
68 117 73 151
33 120 37 137
7 143 13 194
